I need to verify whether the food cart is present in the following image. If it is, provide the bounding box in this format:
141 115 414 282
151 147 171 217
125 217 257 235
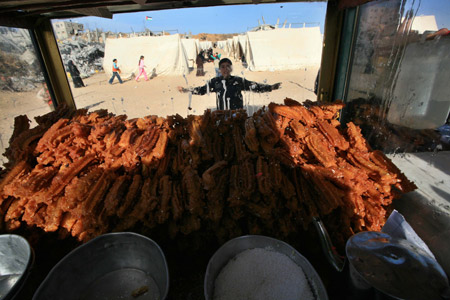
0 0 449 299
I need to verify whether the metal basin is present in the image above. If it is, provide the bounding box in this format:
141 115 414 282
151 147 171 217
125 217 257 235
204 235 328 300
0 234 33 300
33 232 169 300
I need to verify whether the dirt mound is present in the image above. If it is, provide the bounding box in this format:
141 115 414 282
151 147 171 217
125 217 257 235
191 33 237 43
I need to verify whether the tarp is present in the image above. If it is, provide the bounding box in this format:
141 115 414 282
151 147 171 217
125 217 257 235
246 27 323 71
181 38 199 68
103 34 189 78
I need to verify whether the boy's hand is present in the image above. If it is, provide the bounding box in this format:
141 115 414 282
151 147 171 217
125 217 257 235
272 82 281 90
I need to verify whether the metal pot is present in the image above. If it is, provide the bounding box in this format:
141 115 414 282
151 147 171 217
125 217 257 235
0 234 33 300
204 235 328 300
33 232 169 300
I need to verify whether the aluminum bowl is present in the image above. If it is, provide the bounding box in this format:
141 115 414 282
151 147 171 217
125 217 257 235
0 234 33 300
33 232 169 300
204 235 328 300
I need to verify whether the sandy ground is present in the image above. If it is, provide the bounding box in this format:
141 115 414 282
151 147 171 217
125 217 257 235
0 57 319 166
72 60 319 118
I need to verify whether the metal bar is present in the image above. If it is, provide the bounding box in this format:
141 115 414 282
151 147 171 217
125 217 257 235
0 2 131 17
0 15 37 28
29 28 57 108
333 6 359 103
0 0 129 13
32 17 76 111
0 0 184 14
317 0 345 103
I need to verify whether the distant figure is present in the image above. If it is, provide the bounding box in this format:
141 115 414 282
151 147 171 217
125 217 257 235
109 58 123 84
210 52 221 61
178 58 281 110
207 48 213 62
241 55 247 64
212 52 222 77
196 51 205 76
37 82 54 110
135 55 148 82
67 60 85 88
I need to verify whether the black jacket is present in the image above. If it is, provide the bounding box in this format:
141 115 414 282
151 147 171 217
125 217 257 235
191 75 273 110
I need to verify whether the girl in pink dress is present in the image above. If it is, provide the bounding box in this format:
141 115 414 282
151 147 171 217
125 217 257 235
135 55 148 81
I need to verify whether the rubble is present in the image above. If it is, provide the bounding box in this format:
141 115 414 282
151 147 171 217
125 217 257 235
58 38 104 78
0 27 104 92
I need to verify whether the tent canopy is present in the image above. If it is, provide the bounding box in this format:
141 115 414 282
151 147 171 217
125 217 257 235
103 34 189 78
237 35 249 61
226 38 234 57
216 40 227 49
246 27 323 71
199 41 213 51
181 38 200 68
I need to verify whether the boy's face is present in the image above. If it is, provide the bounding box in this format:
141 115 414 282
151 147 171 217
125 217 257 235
219 62 232 78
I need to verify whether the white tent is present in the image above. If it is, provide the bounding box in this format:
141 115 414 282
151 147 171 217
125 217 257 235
195 39 201 53
237 35 249 61
103 34 189 78
226 38 234 56
181 38 199 68
245 27 323 71
232 36 240 60
199 41 213 51
216 40 227 50
228 35 249 61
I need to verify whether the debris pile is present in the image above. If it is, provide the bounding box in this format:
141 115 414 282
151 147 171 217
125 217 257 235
0 28 44 92
58 38 104 77
0 27 104 92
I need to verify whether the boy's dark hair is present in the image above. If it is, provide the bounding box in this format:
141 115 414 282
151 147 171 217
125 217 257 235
219 58 232 67
113 58 117 62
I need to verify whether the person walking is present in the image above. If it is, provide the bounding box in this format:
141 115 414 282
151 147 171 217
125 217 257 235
36 82 54 110
109 58 123 84
135 55 148 82
178 58 281 110
196 51 205 76
212 52 222 77
67 60 85 88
